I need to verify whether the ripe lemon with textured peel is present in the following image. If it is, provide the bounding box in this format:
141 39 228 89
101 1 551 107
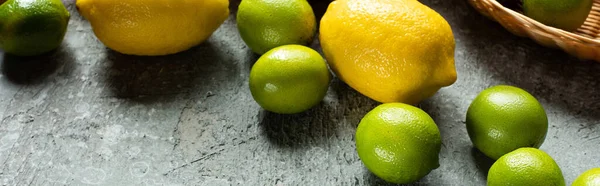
356 103 441 184
76 0 229 56
488 148 565 186
573 168 600 186
466 85 548 160
320 0 457 104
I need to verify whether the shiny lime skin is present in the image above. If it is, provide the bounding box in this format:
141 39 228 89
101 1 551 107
356 103 441 184
523 0 593 31
0 0 70 56
488 148 565 186
573 168 600 186
466 85 548 160
249 45 330 114
236 0 316 54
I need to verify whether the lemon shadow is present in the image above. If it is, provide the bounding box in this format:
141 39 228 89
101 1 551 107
100 40 242 103
326 78 380 129
308 0 330 23
1 45 74 85
308 0 330 54
229 0 241 16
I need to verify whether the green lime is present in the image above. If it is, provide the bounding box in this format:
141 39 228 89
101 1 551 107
573 168 600 186
249 45 330 114
466 85 548 160
356 103 441 184
237 0 316 54
488 148 565 186
0 0 70 56
523 0 593 31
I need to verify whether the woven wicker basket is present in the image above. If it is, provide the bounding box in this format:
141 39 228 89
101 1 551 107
469 0 600 62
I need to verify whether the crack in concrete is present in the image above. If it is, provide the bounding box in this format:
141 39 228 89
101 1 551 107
162 148 225 176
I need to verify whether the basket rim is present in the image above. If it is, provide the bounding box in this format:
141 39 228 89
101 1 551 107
482 0 600 46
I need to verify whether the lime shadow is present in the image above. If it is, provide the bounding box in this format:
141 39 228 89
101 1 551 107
1 45 74 85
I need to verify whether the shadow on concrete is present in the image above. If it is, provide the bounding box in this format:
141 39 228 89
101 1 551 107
309 0 331 54
227 0 263 67
101 40 241 103
243 49 260 71
365 169 429 186
308 0 330 24
471 147 495 180
418 99 454 137
257 78 377 150
229 0 241 14
326 78 380 128
258 102 337 148
1 45 74 85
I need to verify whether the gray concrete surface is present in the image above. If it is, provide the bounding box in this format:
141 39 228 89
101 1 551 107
0 0 599 185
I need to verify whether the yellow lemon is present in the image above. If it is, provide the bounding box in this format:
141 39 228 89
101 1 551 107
76 0 229 56
320 0 457 104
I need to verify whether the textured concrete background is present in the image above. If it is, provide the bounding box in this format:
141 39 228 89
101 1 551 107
0 0 599 185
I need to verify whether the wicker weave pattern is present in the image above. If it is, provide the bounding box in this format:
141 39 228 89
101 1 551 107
469 0 600 62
